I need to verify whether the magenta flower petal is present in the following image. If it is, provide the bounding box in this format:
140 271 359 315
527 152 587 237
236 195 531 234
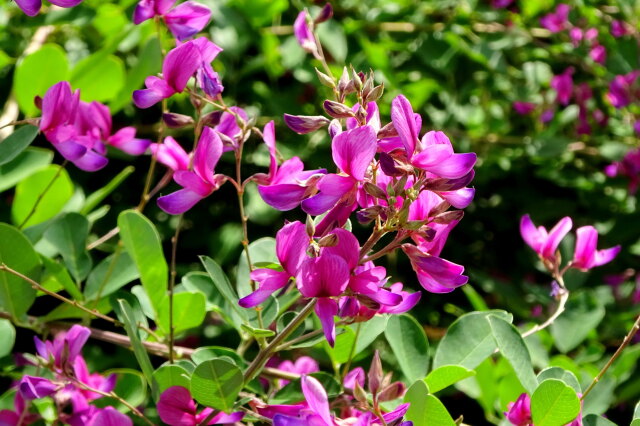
164 1 211 41
88 407 132 426
40 81 78 132
323 228 360 270
151 136 190 172
263 121 277 179
239 269 290 308
331 125 377 181
293 11 316 54
19 376 57 400
163 41 202 92
438 188 475 209
541 216 572 260
301 174 355 216
391 95 419 155
173 171 212 197
424 152 477 179
133 76 175 109
157 188 205 214
276 221 309 274
15 0 43 16
297 254 350 298
505 393 531 426
384 403 410 423
55 140 87 161
207 411 245 424
520 214 545 253
301 375 333 425
193 127 223 186
73 150 109 172
157 386 197 426
343 367 365 390
107 127 151 155
48 0 83 6
572 226 621 270
315 298 339 347
273 415 310 426
258 184 308 211
133 0 155 24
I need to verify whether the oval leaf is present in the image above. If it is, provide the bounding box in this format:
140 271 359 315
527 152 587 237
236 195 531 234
531 379 581 426
190 359 243 412
385 314 429 382
0 125 39 166
424 365 475 394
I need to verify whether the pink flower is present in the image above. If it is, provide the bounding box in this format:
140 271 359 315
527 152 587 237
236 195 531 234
520 215 572 264
605 148 640 194
513 101 536 115
571 226 621 271
34 324 91 371
133 0 211 41
293 11 317 56
157 127 227 214
19 376 58 400
277 357 319 387
590 44 606 65
505 393 531 426
551 68 574 106
540 4 570 33
14 0 83 16
157 386 244 425
150 136 191 173
607 71 640 109
611 20 628 38
402 244 468 293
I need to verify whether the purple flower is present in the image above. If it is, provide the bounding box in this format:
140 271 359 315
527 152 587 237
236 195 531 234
293 11 317 56
605 148 640 194
551 68 574 106
34 324 91 371
513 101 536 115
133 0 211 41
14 0 83 16
73 356 117 401
590 44 606 65
157 127 227 214
87 407 133 426
239 221 309 308
343 367 365 391
213 106 247 152
150 136 191 172
607 71 640 109
541 108 555 123
277 357 319 387
158 386 244 425
133 38 222 108
611 20 628 38
540 4 570 33
402 244 468 293
571 226 621 271
19 376 58 400
520 214 572 264
505 393 531 426
491 0 514 8
569 28 583 46
0 392 39 425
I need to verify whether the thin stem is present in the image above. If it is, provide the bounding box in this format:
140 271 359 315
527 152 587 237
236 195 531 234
18 160 67 230
243 299 317 383
70 378 154 425
275 328 324 352
521 272 569 339
362 233 408 263
86 226 120 250
581 313 640 400
359 228 385 262
0 264 121 326
168 214 184 363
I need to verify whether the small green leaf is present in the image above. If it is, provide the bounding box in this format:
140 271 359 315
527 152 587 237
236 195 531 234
325 326 356 365
424 365 475 394
158 292 206 335
200 256 247 321
43 213 92 282
118 210 168 316
385 314 429 382
0 320 16 357
583 414 618 426
114 299 158 400
190 359 243 412
551 292 605 353
0 148 53 193
71 54 125 102
531 379 581 426
40 255 83 301
191 346 245 367
488 316 538 394
404 380 456 426
154 364 191 392
433 310 512 370
12 165 74 228
241 323 276 338
84 251 139 301
81 166 134 215
353 314 387 353
537 367 581 394
14 44 69 116
0 126 39 166
0 223 41 320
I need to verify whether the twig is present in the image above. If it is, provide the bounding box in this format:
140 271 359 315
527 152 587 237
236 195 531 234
18 160 68 230
521 287 569 339
0 263 121 326
86 226 120 250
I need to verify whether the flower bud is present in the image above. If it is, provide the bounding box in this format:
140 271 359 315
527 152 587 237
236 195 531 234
201 110 223 127
318 233 338 247
338 67 350 93
314 3 333 24
306 215 316 237
350 66 363 92
377 122 398 139
356 206 384 224
315 68 336 88
365 84 385 103
404 220 426 231
363 182 387 200
428 201 451 217
393 175 409 196
323 100 355 119
163 113 195 129
353 380 368 405
434 210 464 224
368 350 383 395
378 382 406 402
283 114 330 134
328 119 342 138
379 152 403 177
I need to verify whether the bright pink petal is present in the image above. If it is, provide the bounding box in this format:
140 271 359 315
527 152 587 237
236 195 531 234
163 41 202 92
323 228 359 270
107 127 151 155
157 386 197 426
258 184 307 211
164 2 212 41
88 407 132 426
157 188 204 214
73 151 108 172
520 215 545 254
193 127 223 185
438 188 475 209
296 254 349 298
541 216 572 260
391 95 419 155
301 174 355 216
263 121 277 178
173 171 212 197
276 221 309 274
301 375 333 425
239 269 290 308
331 125 377 181
15 0 42 16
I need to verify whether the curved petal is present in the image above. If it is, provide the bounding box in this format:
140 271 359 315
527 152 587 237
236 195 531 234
107 128 151 155
331 125 377 180
314 298 339 347
157 188 204 214
48 0 84 6
73 151 108 172
164 1 212 41
301 174 355 216
193 127 223 185
541 216 572 260
410 143 452 168
88 407 133 426
593 245 621 268
238 269 290 308
391 95 419 155
520 215 544 254
573 225 598 269
276 221 309 274
438 187 475 209
423 152 477 179
133 1 155 24
157 386 197 426
296 255 349 298
301 375 332 425
15 0 42 16
163 41 202 92
263 121 277 178
173 171 212 197
323 228 360 270
258 184 307 211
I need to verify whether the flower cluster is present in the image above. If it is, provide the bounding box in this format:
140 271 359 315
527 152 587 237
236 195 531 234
38 81 150 171
13 0 83 16
0 325 132 426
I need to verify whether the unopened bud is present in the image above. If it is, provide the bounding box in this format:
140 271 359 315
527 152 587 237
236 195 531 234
328 119 342 139
201 110 222 127
428 201 451 217
379 152 403 177
306 215 315 237
323 100 354 119
358 294 380 310
363 182 387 200
356 205 384 224
283 114 330 134
338 67 350 93
404 220 426 231
355 104 367 123
314 3 333 24
434 210 464 224
353 380 368 404
351 66 363 92
368 350 383 395
315 68 336 88
378 382 406 402
362 76 374 100
393 175 409 195
163 113 195 129
377 121 398 139
306 243 321 258
318 233 338 247
365 84 385 103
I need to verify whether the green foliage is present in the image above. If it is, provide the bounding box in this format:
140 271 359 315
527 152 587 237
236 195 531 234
0 125 39 166
154 364 191 393
190 359 243 412
404 380 456 426
43 213 92 282
531 379 581 426
385 314 430 382
424 365 475 394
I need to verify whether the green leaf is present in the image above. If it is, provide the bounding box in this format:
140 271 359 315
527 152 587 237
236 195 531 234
43 297 111 322
424 365 476 394
241 323 276 338
84 251 139 301
385 314 429 382
81 166 134 214
118 210 168 315
353 314 388 353
0 126 39 166
43 213 92 282
0 320 16 357
190 359 243 412
325 326 356 365
551 292 605 353
0 148 53 193
158 292 206 335
0 223 41 320
404 380 456 426
14 44 69 116
488 316 537 394
93 369 146 412
583 414 617 426
537 367 581 394
200 256 247 321
531 379 581 426
154 364 191 393
181 272 224 311
40 255 83 301
71 54 125 102
12 165 74 228
191 346 246 367
114 299 158 400
433 310 512 370
270 372 340 404
276 311 306 342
